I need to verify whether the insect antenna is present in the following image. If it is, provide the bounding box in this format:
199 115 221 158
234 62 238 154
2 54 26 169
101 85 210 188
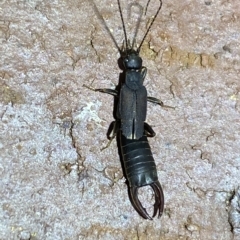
117 0 128 51
128 2 143 50
90 0 121 53
118 1 144 51
137 0 163 53
90 0 162 55
145 0 151 15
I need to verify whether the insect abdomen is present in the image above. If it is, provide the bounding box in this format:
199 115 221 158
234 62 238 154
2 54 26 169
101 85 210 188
120 134 158 187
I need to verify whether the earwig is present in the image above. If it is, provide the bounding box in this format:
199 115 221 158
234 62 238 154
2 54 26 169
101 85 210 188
85 0 172 219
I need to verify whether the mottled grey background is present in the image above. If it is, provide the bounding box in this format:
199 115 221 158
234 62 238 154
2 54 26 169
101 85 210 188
0 0 240 239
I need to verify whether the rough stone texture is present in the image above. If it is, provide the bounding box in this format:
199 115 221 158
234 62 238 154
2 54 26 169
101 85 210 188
0 0 239 239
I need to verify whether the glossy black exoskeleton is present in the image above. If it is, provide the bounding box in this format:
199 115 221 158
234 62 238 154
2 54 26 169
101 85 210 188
85 0 173 219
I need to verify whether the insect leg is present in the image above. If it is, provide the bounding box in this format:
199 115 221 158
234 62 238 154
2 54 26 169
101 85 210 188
144 122 156 137
101 121 119 151
83 84 118 97
147 96 175 109
147 96 164 106
84 84 120 150
140 67 147 83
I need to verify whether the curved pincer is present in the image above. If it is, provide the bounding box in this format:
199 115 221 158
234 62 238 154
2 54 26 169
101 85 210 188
129 181 164 220
151 181 164 218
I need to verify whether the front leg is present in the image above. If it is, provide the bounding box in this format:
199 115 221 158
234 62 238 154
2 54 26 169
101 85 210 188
83 84 118 97
140 67 147 84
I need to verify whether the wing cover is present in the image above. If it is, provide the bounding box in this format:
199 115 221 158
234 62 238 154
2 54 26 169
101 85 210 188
118 83 147 139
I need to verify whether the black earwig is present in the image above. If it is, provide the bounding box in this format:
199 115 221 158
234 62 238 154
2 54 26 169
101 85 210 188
85 0 172 219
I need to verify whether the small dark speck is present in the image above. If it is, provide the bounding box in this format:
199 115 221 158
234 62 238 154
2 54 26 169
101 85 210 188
223 45 231 53
120 214 128 220
205 1 212 5
165 142 172 149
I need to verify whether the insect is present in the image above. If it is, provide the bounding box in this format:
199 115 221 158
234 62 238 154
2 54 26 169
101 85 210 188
85 0 173 219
